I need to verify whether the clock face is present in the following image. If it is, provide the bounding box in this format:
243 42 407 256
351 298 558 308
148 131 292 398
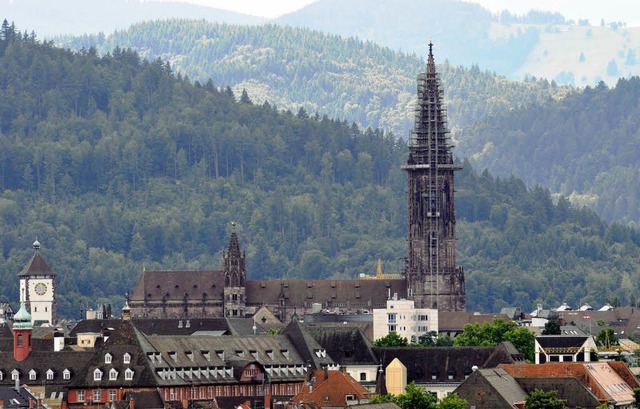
35 282 47 296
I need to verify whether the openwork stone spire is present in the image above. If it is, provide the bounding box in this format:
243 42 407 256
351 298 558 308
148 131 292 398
403 42 465 311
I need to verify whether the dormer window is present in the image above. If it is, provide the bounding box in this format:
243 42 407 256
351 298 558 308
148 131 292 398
109 368 118 380
63 369 70 380
125 368 134 380
169 351 177 362
186 351 194 361
93 368 103 381
235 350 244 357
266 350 274 359
123 353 131 364
11 370 19 381
202 351 211 361
250 350 259 360
46 369 54 380
105 353 112 364
0 370 3 381
29 369 36 381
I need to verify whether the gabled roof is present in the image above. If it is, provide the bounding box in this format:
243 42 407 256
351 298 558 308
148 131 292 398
18 252 55 277
129 270 225 302
457 368 527 408
281 318 335 369
133 318 231 336
291 369 370 407
305 326 377 366
499 362 639 406
66 321 158 389
374 345 517 384
245 279 406 312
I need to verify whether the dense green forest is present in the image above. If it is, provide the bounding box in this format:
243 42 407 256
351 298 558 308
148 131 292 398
56 20 570 140
1 23 640 319
459 78 640 224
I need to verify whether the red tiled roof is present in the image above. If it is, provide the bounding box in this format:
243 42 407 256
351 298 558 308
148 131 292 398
499 362 638 405
291 370 370 407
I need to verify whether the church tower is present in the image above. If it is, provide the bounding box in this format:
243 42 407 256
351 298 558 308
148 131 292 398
18 239 56 325
223 223 246 317
402 42 465 311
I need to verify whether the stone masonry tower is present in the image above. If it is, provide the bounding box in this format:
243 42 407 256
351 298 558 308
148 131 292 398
402 42 465 311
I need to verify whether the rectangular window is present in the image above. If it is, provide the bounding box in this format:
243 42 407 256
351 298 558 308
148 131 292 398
109 390 116 402
360 372 367 381
208 387 213 399
78 391 84 402
94 390 101 402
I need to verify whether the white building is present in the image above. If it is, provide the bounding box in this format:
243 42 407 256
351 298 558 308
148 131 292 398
372 294 438 342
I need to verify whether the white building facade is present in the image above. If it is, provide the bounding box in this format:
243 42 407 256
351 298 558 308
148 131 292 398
372 296 438 342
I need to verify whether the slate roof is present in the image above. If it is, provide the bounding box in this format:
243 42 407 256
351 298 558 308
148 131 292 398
459 368 527 408
305 326 377 366
373 345 516 384
139 332 312 385
0 386 39 408
133 318 231 336
245 279 406 312
281 319 335 369
130 270 225 302
18 252 55 277
66 321 158 389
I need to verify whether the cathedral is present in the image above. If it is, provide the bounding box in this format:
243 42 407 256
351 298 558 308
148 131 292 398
127 42 465 320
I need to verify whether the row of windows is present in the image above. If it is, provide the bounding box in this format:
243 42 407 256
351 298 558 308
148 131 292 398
163 383 301 401
76 390 117 403
105 353 131 364
1 369 71 381
94 368 134 381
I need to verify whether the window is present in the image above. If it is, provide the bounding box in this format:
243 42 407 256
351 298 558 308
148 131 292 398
11 370 19 381
109 368 118 380
46 369 54 380
388 313 397 323
17 334 22 347
63 369 70 380
105 353 112 364
123 353 131 364
77 391 84 402
93 390 101 402
29 370 36 381
109 390 116 402
125 368 134 380
0 371 3 381
93 369 103 381
388 325 396 332
359 372 367 381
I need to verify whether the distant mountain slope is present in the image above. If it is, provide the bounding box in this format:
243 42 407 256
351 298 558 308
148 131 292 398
55 19 569 139
276 0 538 75
459 78 640 224
2 25 640 316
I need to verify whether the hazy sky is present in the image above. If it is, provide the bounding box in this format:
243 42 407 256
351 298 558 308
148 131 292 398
175 0 640 26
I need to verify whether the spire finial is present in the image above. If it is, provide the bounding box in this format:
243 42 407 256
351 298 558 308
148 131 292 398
33 237 40 252
427 40 435 74
231 221 237 232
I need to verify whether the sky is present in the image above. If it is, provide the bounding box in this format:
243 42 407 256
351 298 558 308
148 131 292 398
173 0 640 26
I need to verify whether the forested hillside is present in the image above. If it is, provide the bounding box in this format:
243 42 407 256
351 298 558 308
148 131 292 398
1 24 640 318
56 20 571 140
459 78 640 224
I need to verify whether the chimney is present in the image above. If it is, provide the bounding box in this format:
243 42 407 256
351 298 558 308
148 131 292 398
14 376 19 392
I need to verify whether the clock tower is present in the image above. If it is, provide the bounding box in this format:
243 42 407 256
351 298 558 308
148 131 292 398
18 239 56 325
